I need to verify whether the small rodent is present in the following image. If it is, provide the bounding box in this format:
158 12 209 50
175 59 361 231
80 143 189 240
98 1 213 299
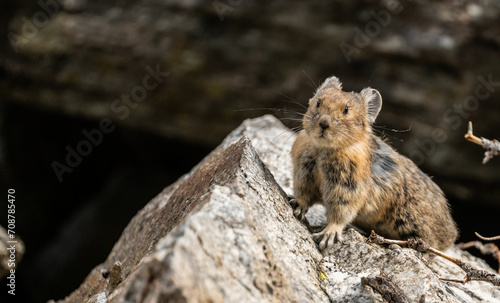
290 76 458 251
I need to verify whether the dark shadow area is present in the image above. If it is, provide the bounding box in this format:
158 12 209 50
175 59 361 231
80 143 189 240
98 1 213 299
0 101 212 302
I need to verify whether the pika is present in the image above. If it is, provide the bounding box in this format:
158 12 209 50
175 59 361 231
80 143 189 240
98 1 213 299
290 76 458 251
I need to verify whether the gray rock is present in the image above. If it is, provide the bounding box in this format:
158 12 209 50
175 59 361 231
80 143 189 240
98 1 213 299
58 115 500 303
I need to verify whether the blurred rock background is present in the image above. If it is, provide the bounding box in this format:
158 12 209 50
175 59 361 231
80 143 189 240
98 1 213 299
0 0 499 302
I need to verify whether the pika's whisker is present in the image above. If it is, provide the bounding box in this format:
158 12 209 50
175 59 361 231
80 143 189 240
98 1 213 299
284 131 298 145
337 129 357 144
289 126 303 133
274 90 308 109
270 128 299 145
302 70 318 90
234 108 291 113
280 118 306 123
285 112 311 118
373 122 412 133
234 108 311 122
372 128 405 143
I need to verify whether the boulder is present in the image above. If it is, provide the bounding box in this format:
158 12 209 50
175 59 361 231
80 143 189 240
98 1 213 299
57 115 500 303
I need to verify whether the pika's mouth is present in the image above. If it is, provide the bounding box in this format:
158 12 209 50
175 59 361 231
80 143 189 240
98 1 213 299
312 132 333 148
317 129 328 140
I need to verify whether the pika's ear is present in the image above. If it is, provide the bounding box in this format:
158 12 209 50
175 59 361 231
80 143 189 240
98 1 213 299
360 88 382 123
315 76 342 94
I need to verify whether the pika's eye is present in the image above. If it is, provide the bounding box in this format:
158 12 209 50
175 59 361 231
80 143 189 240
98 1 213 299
343 105 349 115
316 99 321 108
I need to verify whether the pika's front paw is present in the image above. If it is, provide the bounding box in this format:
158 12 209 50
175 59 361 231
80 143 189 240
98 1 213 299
313 224 344 251
287 195 309 221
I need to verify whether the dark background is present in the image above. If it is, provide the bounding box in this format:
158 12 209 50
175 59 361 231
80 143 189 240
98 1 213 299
1 1 500 302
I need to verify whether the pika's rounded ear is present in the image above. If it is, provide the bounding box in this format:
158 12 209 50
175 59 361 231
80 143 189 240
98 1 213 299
315 76 342 94
360 88 382 123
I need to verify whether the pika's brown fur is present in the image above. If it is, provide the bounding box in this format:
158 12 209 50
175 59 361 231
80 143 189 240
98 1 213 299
291 76 458 251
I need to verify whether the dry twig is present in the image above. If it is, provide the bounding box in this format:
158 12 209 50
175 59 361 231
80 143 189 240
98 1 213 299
464 121 500 164
459 240 500 274
367 231 500 286
458 232 500 274
475 232 500 241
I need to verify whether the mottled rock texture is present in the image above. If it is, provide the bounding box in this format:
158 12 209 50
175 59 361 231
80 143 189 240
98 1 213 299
57 116 500 303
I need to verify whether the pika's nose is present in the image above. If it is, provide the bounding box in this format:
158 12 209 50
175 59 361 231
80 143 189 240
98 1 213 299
318 117 330 130
319 121 329 130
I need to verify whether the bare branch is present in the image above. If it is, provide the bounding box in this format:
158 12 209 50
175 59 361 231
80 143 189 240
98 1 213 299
439 277 467 284
367 231 500 287
459 240 500 274
475 232 500 241
464 121 500 164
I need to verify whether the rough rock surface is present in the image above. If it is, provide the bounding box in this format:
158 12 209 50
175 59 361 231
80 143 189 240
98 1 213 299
58 115 500 303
